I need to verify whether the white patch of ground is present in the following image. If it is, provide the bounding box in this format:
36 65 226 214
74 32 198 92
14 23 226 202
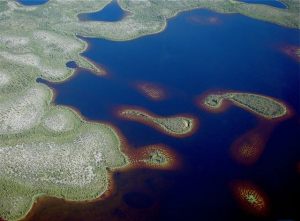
42 110 75 133
0 71 10 86
0 36 29 48
0 129 117 187
33 31 82 53
0 52 70 80
0 51 40 67
40 66 70 79
0 85 49 134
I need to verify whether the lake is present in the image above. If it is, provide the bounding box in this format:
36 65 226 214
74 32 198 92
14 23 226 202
79 0 126 22
31 7 299 221
239 0 287 9
17 0 48 6
240 0 286 8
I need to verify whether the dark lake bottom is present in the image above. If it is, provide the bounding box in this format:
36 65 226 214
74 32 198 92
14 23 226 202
29 9 299 221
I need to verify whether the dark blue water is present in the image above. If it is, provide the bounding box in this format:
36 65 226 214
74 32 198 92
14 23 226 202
43 9 300 221
239 0 287 8
79 1 125 22
66 61 77 69
17 0 48 5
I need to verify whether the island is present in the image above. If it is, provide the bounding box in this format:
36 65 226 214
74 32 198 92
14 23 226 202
0 0 299 220
199 91 290 120
117 107 198 137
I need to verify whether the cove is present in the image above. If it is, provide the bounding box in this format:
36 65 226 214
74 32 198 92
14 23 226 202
79 0 125 22
40 9 300 221
17 0 48 5
239 0 287 9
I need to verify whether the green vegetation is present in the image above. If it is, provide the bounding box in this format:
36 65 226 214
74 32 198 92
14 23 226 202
203 94 224 109
204 92 287 119
41 106 81 133
119 109 196 136
0 0 298 220
147 150 167 165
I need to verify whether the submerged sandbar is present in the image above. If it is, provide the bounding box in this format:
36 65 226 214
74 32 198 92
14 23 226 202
231 124 274 165
231 181 269 216
135 82 167 101
127 145 181 170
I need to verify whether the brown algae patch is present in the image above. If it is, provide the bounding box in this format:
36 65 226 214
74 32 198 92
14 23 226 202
231 124 274 165
281 45 300 62
122 145 181 171
231 181 269 216
117 107 198 138
117 144 182 171
187 14 221 25
198 91 290 120
135 82 167 101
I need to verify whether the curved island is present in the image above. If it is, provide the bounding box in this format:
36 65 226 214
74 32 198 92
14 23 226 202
200 92 289 120
117 107 198 137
